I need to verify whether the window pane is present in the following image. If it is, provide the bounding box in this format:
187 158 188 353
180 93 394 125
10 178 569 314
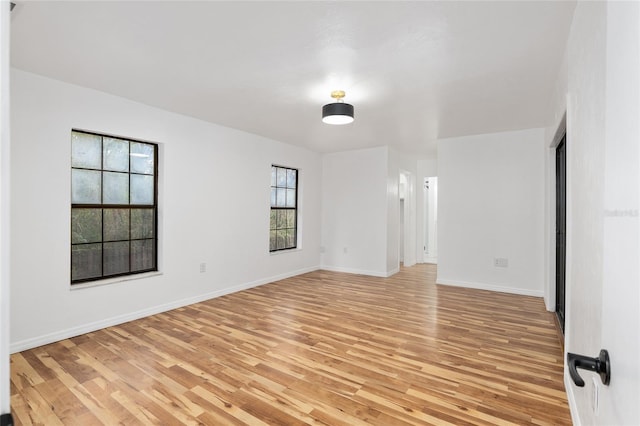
287 169 297 188
131 209 154 239
103 172 129 204
286 229 295 248
276 167 286 186
270 188 277 207
104 241 130 276
71 243 102 281
269 230 277 251
71 208 102 244
131 239 154 271
271 167 277 187
276 229 287 249
104 209 130 241
72 131 101 169
286 189 296 207
130 142 155 175
270 210 277 230
276 188 286 207
286 210 296 228
130 174 154 205
103 137 129 172
72 169 101 204
276 209 287 228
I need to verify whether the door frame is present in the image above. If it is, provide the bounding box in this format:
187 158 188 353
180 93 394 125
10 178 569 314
546 114 569 331
555 134 567 333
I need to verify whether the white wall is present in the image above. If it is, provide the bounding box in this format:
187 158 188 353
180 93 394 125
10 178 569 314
417 158 437 178
549 1 640 424
543 24 569 312
385 149 400 274
320 147 389 276
10 69 322 351
320 146 419 277
425 177 438 262
437 128 546 297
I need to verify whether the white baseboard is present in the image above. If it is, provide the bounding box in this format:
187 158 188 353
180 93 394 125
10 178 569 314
386 267 399 277
320 265 396 278
435 278 544 297
10 265 320 353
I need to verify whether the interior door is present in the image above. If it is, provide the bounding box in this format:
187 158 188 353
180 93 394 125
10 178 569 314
597 2 639 421
555 135 566 334
0 2 12 424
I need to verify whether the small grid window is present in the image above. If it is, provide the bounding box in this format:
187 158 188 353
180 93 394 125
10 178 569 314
270 165 297 251
71 130 158 284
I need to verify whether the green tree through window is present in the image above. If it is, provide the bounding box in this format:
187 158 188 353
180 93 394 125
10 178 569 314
71 130 158 283
270 165 298 251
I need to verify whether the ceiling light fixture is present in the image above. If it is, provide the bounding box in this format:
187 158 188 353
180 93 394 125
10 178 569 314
322 90 354 125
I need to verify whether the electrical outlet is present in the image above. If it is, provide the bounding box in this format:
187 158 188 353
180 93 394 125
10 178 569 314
494 257 508 268
343 247 348 254
199 262 206 273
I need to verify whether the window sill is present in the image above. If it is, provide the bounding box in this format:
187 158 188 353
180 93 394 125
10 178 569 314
270 247 302 256
70 271 163 291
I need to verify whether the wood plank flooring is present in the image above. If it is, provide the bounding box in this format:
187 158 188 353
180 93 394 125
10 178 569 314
10 264 571 425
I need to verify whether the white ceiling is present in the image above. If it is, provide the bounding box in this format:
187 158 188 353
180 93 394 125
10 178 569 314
10 1 576 157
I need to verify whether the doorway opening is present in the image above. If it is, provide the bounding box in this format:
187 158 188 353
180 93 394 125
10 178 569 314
398 171 416 269
555 134 567 334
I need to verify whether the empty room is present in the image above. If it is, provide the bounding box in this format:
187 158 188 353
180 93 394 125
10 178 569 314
0 1 638 425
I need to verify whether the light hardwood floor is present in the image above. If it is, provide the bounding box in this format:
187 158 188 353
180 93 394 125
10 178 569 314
10 264 571 425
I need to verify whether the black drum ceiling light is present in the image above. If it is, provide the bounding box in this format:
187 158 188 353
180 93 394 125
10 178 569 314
322 90 354 125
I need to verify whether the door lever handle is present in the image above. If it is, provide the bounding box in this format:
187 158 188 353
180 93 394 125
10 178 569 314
567 349 610 387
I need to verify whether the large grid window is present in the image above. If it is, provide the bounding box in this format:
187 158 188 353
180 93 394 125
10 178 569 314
270 165 297 252
71 130 158 284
